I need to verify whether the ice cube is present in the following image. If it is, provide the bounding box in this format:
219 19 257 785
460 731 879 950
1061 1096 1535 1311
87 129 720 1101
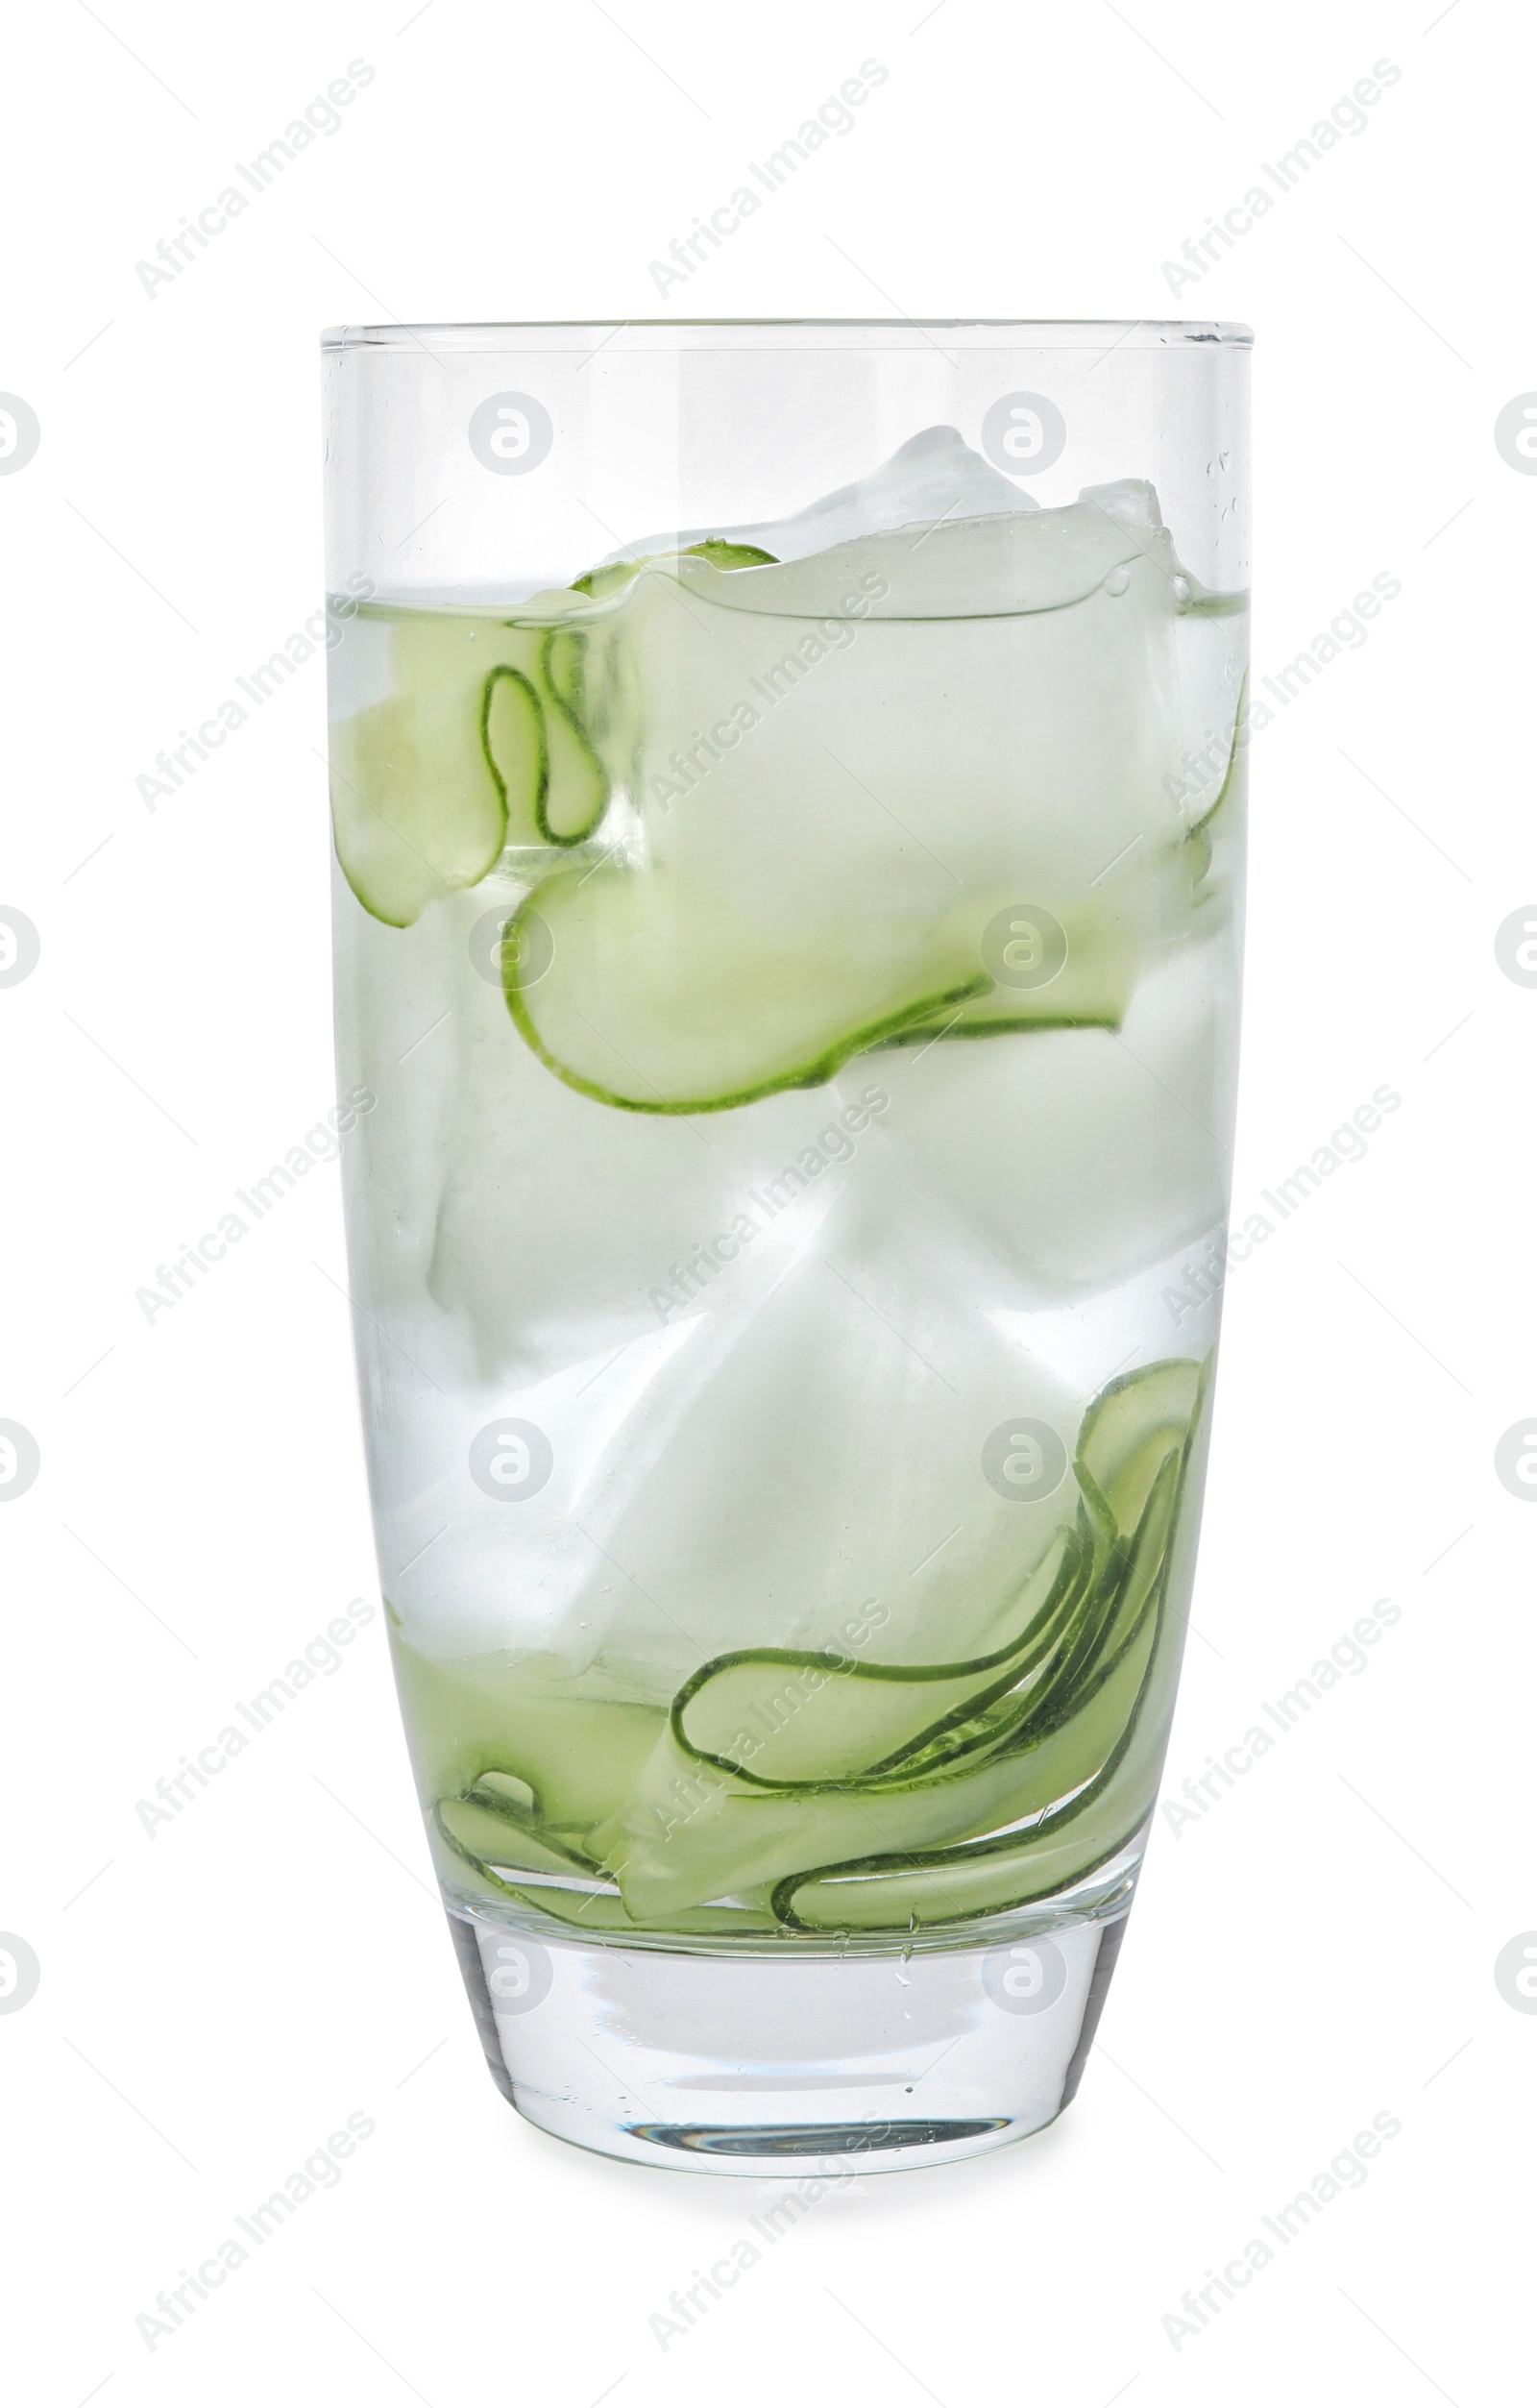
596 426 1040 573
719 424 1043 558
671 491 1176 620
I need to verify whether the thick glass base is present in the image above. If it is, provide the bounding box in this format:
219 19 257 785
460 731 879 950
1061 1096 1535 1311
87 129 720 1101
444 1855 1137 2175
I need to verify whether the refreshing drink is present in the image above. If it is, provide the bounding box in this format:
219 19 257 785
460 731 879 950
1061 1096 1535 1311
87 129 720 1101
329 425 1246 1957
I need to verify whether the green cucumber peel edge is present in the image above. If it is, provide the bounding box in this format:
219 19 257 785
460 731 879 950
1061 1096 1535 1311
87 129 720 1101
501 888 993 1115
768 1359 1209 1929
534 630 609 846
426 1353 1213 1937
669 1524 1089 1796
479 664 548 845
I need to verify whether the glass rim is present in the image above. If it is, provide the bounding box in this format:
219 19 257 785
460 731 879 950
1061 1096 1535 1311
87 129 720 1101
321 317 1254 353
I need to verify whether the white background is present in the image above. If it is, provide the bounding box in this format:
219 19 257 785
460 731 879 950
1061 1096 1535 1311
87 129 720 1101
1 2 1530 2402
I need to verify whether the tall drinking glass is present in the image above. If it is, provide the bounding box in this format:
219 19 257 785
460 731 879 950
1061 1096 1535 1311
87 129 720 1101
324 320 1250 2174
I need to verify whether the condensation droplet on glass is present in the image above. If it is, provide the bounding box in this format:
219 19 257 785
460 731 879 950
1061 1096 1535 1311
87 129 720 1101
1105 564 1131 598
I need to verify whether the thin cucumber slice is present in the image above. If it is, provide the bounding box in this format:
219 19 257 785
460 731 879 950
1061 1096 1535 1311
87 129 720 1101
434 1792 600 1880
505 868 993 1114
571 538 777 598
890 1448 1178 1793
329 683 516 930
870 660 1248 1062
506 536 1199 1107
593 1570 1162 1924
388 1632 668 1835
481 663 547 841
583 1358 1208 1921
682 539 777 570
571 559 647 601
504 864 1159 1113
1077 1357 1204 1544
482 656 606 848
773 1423 1194 1932
558 542 776 808
771 1687 1159 1931
429 1761 611 1904
861 1535 1095 1781
1004 1456 1179 1748
491 1882 777 1937
542 627 586 721
473 1768 536 1815
671 1527 1083 1792
872 1008 1122 1050
527 646 606 845
331 611 610 925
414 1362 1208 1931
